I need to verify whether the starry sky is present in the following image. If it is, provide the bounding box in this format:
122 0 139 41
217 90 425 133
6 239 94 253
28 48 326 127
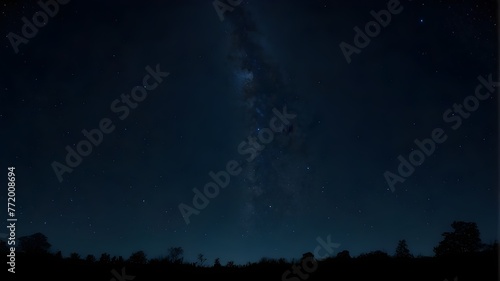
0 0 498 265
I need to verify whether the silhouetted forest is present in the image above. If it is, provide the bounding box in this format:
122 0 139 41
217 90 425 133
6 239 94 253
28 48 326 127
2 221 498 280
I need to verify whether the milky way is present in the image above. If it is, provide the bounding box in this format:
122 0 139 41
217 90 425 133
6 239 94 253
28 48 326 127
224 7 314 233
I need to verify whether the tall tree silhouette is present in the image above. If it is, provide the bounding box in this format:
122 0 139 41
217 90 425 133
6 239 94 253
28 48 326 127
167 246 184 264
395 239 413 258
17 232 51 255
197 253 207 266
434 221 482 256
214 257 221 268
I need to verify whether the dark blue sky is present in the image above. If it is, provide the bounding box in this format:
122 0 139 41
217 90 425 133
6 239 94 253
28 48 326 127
0 0 497 265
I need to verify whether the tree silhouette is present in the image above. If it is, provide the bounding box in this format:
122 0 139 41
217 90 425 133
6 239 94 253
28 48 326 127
85 254 96 263
17 232 51 255
116 256 124 264
277 258 287 264
357 250 390 259
214 257 221 268
54 250 63 260
434 221 482 256
128 250 147 264
197 253 207 266
167 246 184 264
336 250 351 259
69 252 81 261
99 253 111 264
302 252 314 260
395 239 413 258
110 255 124 265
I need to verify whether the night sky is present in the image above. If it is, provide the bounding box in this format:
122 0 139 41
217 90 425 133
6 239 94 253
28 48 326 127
0 0 498 266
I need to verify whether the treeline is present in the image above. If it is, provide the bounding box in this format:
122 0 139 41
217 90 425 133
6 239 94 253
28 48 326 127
1 221 498 280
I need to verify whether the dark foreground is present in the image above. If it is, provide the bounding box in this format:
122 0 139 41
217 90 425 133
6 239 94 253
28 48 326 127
5 251 498 281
